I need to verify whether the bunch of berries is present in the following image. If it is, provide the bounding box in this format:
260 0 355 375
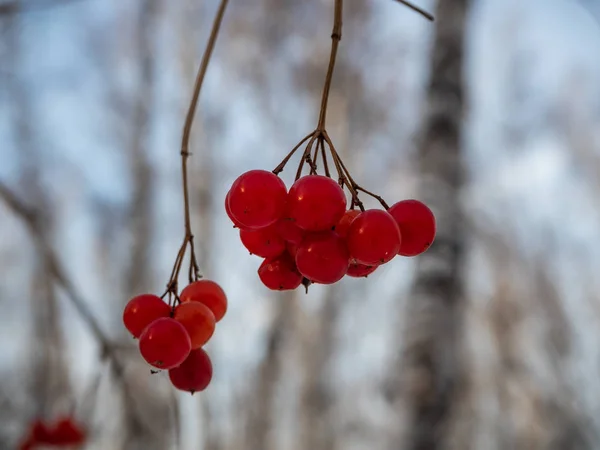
122 280 227 394
19 417 85 450
225 170 435 290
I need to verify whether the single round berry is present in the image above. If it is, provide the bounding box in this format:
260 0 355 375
346 262 378 278
139 318 191 369
333 209 360 238
240 224 286 258
287 175 347 231
295 231 349 284
180 280 227 322
275 218 305 244
228 170 287 229
123 294 171 338
225 191 250 230
388 200 436 257
174 302 216 349
169 348 213 394
258 253 302 290
346 209 401 265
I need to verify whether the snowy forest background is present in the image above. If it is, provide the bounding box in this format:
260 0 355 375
1 0 600 449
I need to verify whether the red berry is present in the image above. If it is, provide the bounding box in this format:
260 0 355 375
258 253 303 290
295 231 349 284
286 241 299 260
347 262 378 278
275 218 305 244
239 224 286 258
346 210 401 265
180 280 227 322
51 418 86 445
225 191 250 230
287 175 347 231
174 302 216 349
123 294 171 338
139 318 191 369
228 170 287 229
169 348 213 394
31 419 52 443
388 200 436 257
334 209 360 238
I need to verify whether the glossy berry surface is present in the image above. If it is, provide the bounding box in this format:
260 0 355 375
275 218 305 244
240 224 286 258
180 280 228 322
295 231 349 284
333 209 360 238
228 170 287 229
123 294 171 338
174 302 216 349
287 175 347 231
346 210 401 265
169 348 213 394
258 252 303 290
388 200 436 257
225 191 250 230
139 318 191 369
347 262 378 278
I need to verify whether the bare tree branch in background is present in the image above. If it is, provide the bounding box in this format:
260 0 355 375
388 1 471 449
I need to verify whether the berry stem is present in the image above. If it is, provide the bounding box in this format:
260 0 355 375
316 0 342 131
172 0 229 287
319 136 330 178
273 132 314 175
392 0 435 21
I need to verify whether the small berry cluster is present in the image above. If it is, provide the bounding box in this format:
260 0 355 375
226 170 435 290
122 280 227 394
19 417 85 450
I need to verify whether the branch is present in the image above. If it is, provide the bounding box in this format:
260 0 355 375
0 0 84 16
0 181 116 361
392 0 435 21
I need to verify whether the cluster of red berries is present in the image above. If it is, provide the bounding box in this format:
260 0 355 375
122 280 227 394
225 170 435 290
19 417 85 450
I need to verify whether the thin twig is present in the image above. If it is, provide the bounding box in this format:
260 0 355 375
392 0 435 21
273 132 313 175
316 0 343 131
170 0 229 288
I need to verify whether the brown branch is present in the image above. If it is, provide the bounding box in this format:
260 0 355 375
392 0 435 21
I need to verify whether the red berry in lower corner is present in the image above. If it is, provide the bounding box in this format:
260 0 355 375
347 262 378 278
139 318 191 369
388 200 436 256
227 170 287 229
295 231 349 284
333 209 360 238
258 253 303 290
180 280 228 322
346 209 401 265
275 218 305 244
287 175 347 231
169 348 213 394
174 302 216 349
123 294 171 338
240 224 286 258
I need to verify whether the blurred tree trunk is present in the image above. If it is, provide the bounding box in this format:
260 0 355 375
392 1 471 449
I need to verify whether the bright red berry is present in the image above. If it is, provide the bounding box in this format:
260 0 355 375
388 200 436 257
225 191 250 230
139 318 191 369
295 231 349 284
333 209 360 238
180 280 227 322
347 262 378 278
287 175 347 231
169 348 213 394
239 224 286 258
275 218 305 244
258 253 303 290
123 294 171 338
174 302 216 349
228 170 287 229
346 210 401 265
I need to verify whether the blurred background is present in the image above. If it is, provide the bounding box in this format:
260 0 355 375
1 0 600 449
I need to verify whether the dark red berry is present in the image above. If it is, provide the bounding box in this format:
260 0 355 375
258 253 303 290
295 231 349 284
388 200 436 257
287 175 346 231
346 209 401 265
